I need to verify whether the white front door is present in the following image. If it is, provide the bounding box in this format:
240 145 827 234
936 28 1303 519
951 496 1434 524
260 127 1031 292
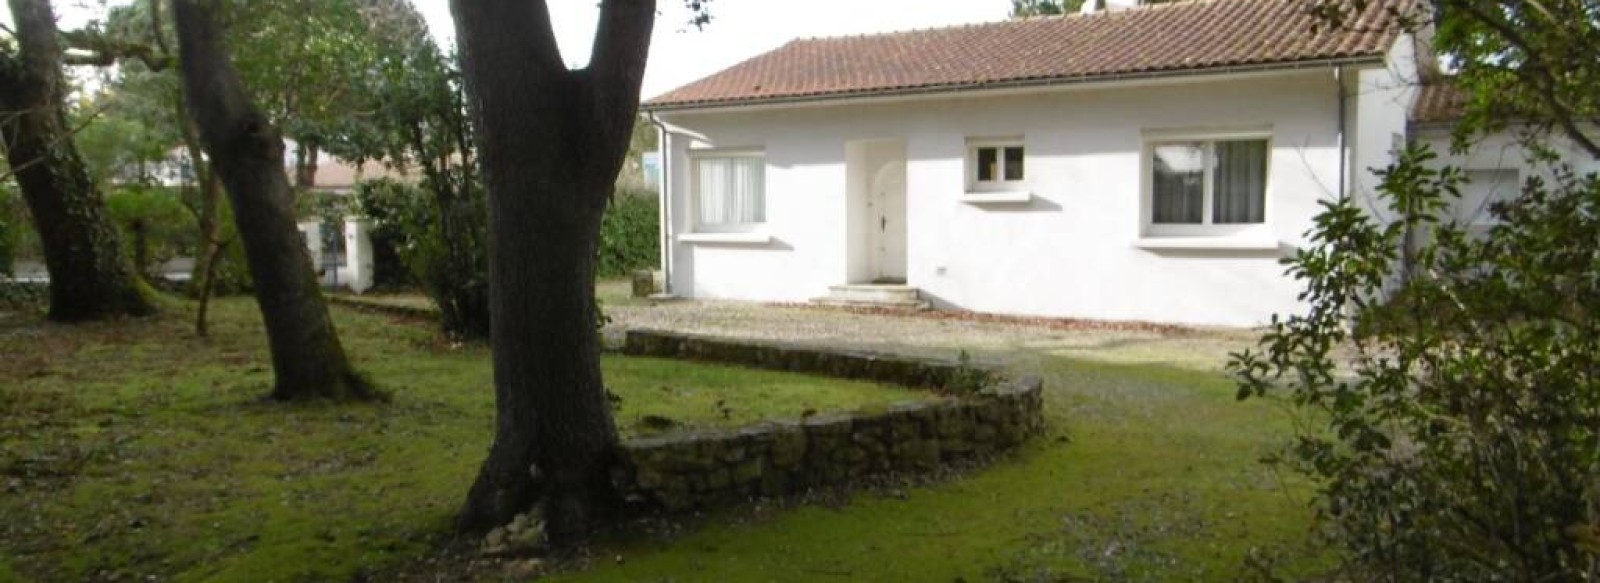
869 161 907 283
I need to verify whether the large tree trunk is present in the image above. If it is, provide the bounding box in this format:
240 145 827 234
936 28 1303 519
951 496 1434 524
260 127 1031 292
173 0 374 401
451 0 655 544
0 0 155 322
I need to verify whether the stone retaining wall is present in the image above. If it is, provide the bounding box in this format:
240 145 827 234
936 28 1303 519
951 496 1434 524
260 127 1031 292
612 329 1046 512
326 295 437 320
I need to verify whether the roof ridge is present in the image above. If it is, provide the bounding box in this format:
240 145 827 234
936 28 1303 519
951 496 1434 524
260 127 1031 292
787 0 1261 44
646 0 1406 109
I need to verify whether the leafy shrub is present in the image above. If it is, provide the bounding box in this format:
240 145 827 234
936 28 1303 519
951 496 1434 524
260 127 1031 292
1231 145 1600 580
354 177 489 339
599 186 659 278
0 281 46 310
105 185 196 280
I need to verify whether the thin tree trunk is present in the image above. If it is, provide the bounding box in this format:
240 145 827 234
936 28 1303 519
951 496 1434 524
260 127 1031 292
452 0 655 544
177 95 228 336
191 173 226 337
294 141 319 192
131 219 149 279
0 0 155 322
173 0 374 401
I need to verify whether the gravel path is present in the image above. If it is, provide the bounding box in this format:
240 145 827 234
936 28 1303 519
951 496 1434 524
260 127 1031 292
605 298 1261 373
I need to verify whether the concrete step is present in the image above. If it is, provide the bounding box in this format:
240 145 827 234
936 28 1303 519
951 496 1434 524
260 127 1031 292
826 284 920 303
811 297 932 310
811 284 931 310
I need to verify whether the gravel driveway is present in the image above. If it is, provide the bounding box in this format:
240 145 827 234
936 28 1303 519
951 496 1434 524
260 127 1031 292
605 297 1262 373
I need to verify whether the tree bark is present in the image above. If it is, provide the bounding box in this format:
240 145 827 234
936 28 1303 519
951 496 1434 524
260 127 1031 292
451 0 655 544
172 0 374 401
0 0 155 322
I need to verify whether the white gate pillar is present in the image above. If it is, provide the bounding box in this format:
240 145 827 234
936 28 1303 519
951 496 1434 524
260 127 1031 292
341 216 374 294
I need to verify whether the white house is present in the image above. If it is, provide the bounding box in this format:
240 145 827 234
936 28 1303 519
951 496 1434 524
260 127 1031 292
641 0 1576 327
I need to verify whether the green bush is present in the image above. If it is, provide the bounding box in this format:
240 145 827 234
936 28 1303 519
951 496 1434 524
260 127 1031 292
354 177 489 339
599 186 659 278
1231 145 1600 580
0 281 46 310
105 185 196 280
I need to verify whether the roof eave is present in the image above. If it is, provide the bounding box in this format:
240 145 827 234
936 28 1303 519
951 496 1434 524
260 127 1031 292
642 54 1389 113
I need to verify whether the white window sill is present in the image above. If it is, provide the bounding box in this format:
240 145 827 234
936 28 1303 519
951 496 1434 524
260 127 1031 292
678 232 772 245
960 191 1032 204
1133 237 1281 251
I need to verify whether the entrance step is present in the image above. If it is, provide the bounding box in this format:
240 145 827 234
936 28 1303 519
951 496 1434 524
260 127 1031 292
811 284 931 310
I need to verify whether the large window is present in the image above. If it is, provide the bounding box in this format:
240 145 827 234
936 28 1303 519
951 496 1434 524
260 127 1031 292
968 139 1025 191
1149 138 1268 228
692 152 765 231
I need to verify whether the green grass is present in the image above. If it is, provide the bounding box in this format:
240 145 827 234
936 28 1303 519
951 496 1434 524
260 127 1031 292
0 297 925 583
1 293 1327 582
544 358 1325 583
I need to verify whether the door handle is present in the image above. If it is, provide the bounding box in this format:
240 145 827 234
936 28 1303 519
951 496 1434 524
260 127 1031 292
880 216 887 230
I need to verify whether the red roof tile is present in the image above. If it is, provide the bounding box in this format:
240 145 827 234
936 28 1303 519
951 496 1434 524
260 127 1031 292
646 0 1409 109
1411 80 1468 124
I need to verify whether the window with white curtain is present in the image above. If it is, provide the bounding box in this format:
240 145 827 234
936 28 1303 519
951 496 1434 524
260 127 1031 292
691 152 765 231
1149 137 1269 231
967 138 1025 191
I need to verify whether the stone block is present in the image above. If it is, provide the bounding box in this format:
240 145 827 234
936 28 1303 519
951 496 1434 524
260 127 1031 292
630 269 656 297
731 459 763 484
972 423 997 443
635 465 665 490
769 420 807 469
707 468 732 490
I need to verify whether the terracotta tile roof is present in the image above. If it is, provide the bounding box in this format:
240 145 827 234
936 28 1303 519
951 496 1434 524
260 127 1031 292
646 0 1409 110
1411 80 1468 124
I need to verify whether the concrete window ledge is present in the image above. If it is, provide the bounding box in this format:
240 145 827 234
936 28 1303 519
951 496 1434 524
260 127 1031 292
678 232 773 245
1133 237 1281 252
960 191 1032 205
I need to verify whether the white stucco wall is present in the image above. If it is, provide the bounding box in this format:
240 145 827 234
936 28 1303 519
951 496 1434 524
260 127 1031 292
1351 33 1423 222
658 68 1405 327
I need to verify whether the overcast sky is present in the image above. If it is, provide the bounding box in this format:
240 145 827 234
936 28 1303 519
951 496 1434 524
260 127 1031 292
5 0 1010 99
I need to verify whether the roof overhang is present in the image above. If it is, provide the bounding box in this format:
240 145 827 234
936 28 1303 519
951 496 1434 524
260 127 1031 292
643 55 1387 115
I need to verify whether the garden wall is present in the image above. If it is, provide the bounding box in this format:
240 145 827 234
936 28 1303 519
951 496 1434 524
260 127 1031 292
613 329 1045 512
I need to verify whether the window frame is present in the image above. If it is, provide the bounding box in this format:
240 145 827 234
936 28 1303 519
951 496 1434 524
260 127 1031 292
966 137 1027 193
688 148 767 234
1140 129 1273 238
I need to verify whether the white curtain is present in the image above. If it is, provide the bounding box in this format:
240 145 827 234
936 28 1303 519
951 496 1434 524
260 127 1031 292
1212 140 1266 224
697 156 764 227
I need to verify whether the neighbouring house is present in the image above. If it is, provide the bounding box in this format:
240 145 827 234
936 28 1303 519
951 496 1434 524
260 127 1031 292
148 140 406 293
642 0 1595 327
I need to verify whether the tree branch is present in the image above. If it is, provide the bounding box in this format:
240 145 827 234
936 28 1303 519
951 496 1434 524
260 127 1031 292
0 99 113 184
449 0 565 76
171 0 268 160
582 0 656 190
1448 0 1600 159
59 28 173 71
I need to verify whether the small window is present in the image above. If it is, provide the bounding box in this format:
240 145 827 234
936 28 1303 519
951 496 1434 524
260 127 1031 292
969 140 1025 190
691 152 765 231
1149 138 1268 228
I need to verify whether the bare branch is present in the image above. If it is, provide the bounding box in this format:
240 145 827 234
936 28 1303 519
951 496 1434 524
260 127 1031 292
0 97 113 184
